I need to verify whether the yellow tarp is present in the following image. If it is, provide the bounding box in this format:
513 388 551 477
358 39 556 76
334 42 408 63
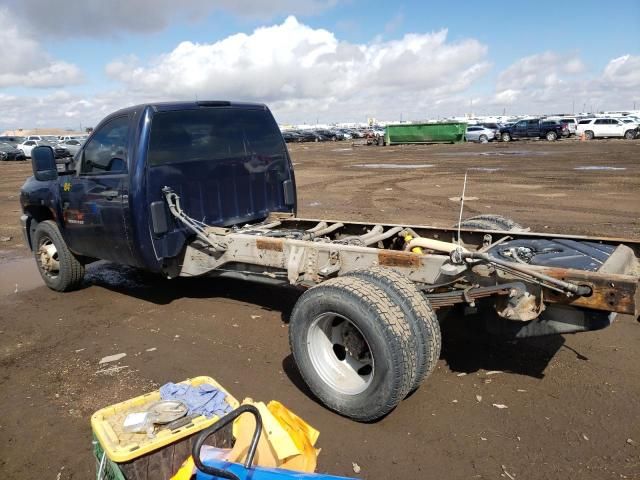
228 398 320 472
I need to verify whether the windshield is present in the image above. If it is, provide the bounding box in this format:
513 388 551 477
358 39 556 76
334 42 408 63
148 107 287 167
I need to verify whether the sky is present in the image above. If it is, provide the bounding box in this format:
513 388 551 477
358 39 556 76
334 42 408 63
0 0 639 130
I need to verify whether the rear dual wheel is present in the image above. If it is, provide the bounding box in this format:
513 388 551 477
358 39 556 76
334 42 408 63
289 273 440 421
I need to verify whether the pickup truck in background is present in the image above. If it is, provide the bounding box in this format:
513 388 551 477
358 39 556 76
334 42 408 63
499 118 568 142
19 101 640 421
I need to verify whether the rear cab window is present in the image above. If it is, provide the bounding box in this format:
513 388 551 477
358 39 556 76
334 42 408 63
147 107 288 169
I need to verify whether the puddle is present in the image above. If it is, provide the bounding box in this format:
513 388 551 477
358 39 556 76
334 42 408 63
469 167 503 172
449 196 479 202
352 163 434 169
307 201 322 207
0 256 43 295
505 184 544 190
0 257 147 296
437 151 549 157
84 262 145 289
529 193 568 198
574 166 626 171
331 148 353 152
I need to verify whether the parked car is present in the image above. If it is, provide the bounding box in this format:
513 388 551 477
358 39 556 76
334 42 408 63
0 136 25 147
18 140 70 158
18 140 39 157
333 129 353 140
557 118 578 136
313 129 338 141
56 138 84 156
576 118 638 140
281 131 302 143
620 118 640 129
57 135 84 142
466 125 496 143
0 142 26 161
295 130 327 142
499 118 568 141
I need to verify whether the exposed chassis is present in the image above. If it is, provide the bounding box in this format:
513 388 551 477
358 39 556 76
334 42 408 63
164 189 640 328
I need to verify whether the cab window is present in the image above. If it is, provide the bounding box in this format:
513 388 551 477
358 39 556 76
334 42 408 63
80 116 129 174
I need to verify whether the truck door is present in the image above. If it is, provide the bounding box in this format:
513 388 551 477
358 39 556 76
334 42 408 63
512 120 527 138
527 120 540 138
60 115 138 265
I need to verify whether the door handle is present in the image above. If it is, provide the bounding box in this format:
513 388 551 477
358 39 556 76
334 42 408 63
98 190 119 200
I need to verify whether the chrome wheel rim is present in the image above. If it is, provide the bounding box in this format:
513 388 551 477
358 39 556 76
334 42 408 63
307 312 374 395
38 237 60 278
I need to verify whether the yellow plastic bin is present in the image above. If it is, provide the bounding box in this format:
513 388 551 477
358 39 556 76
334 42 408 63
91 376 239 480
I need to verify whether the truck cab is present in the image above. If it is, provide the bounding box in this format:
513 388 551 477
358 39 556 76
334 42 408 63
20 101 297 284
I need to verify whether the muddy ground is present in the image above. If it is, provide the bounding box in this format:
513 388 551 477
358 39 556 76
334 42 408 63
1 139 639 479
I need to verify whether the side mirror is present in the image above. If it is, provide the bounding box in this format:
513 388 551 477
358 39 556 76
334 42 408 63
31 146 58 181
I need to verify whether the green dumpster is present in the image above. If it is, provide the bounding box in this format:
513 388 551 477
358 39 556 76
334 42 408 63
384 122 467 145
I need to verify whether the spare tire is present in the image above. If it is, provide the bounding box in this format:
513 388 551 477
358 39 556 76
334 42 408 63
456 214 523 232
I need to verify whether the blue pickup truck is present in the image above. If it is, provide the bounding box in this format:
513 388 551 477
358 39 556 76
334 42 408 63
20 101 640 422
499 118 569 142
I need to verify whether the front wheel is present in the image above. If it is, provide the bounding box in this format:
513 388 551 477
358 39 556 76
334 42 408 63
501 132 511 142
289 276 415 421
33 220 85 291
479 134 488 143
585 130 594 140
546 131 557 141
624 130 636 140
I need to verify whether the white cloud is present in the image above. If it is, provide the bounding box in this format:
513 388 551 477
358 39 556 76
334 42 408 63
497 51 585 92
0 7 83 88
482 52 640 115
0 90 135 130
105 16 490 122
5 0 338 37
602 55 640 89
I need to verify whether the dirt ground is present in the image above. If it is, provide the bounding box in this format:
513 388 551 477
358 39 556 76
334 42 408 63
1 138 639 479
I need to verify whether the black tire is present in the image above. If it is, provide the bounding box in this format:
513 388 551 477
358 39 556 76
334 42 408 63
33 220 84 291
457 214 523 232
501 132 511 142
624 130 636 140
546 131 557 141
289 276 415 421
478 134 488 143
585 130 594 140
344 267 441 392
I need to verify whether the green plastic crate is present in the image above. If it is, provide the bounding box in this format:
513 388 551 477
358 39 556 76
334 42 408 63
94 435 126 480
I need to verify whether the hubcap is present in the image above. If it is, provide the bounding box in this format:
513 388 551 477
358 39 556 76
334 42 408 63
307 313 374 395
38 238 60 278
